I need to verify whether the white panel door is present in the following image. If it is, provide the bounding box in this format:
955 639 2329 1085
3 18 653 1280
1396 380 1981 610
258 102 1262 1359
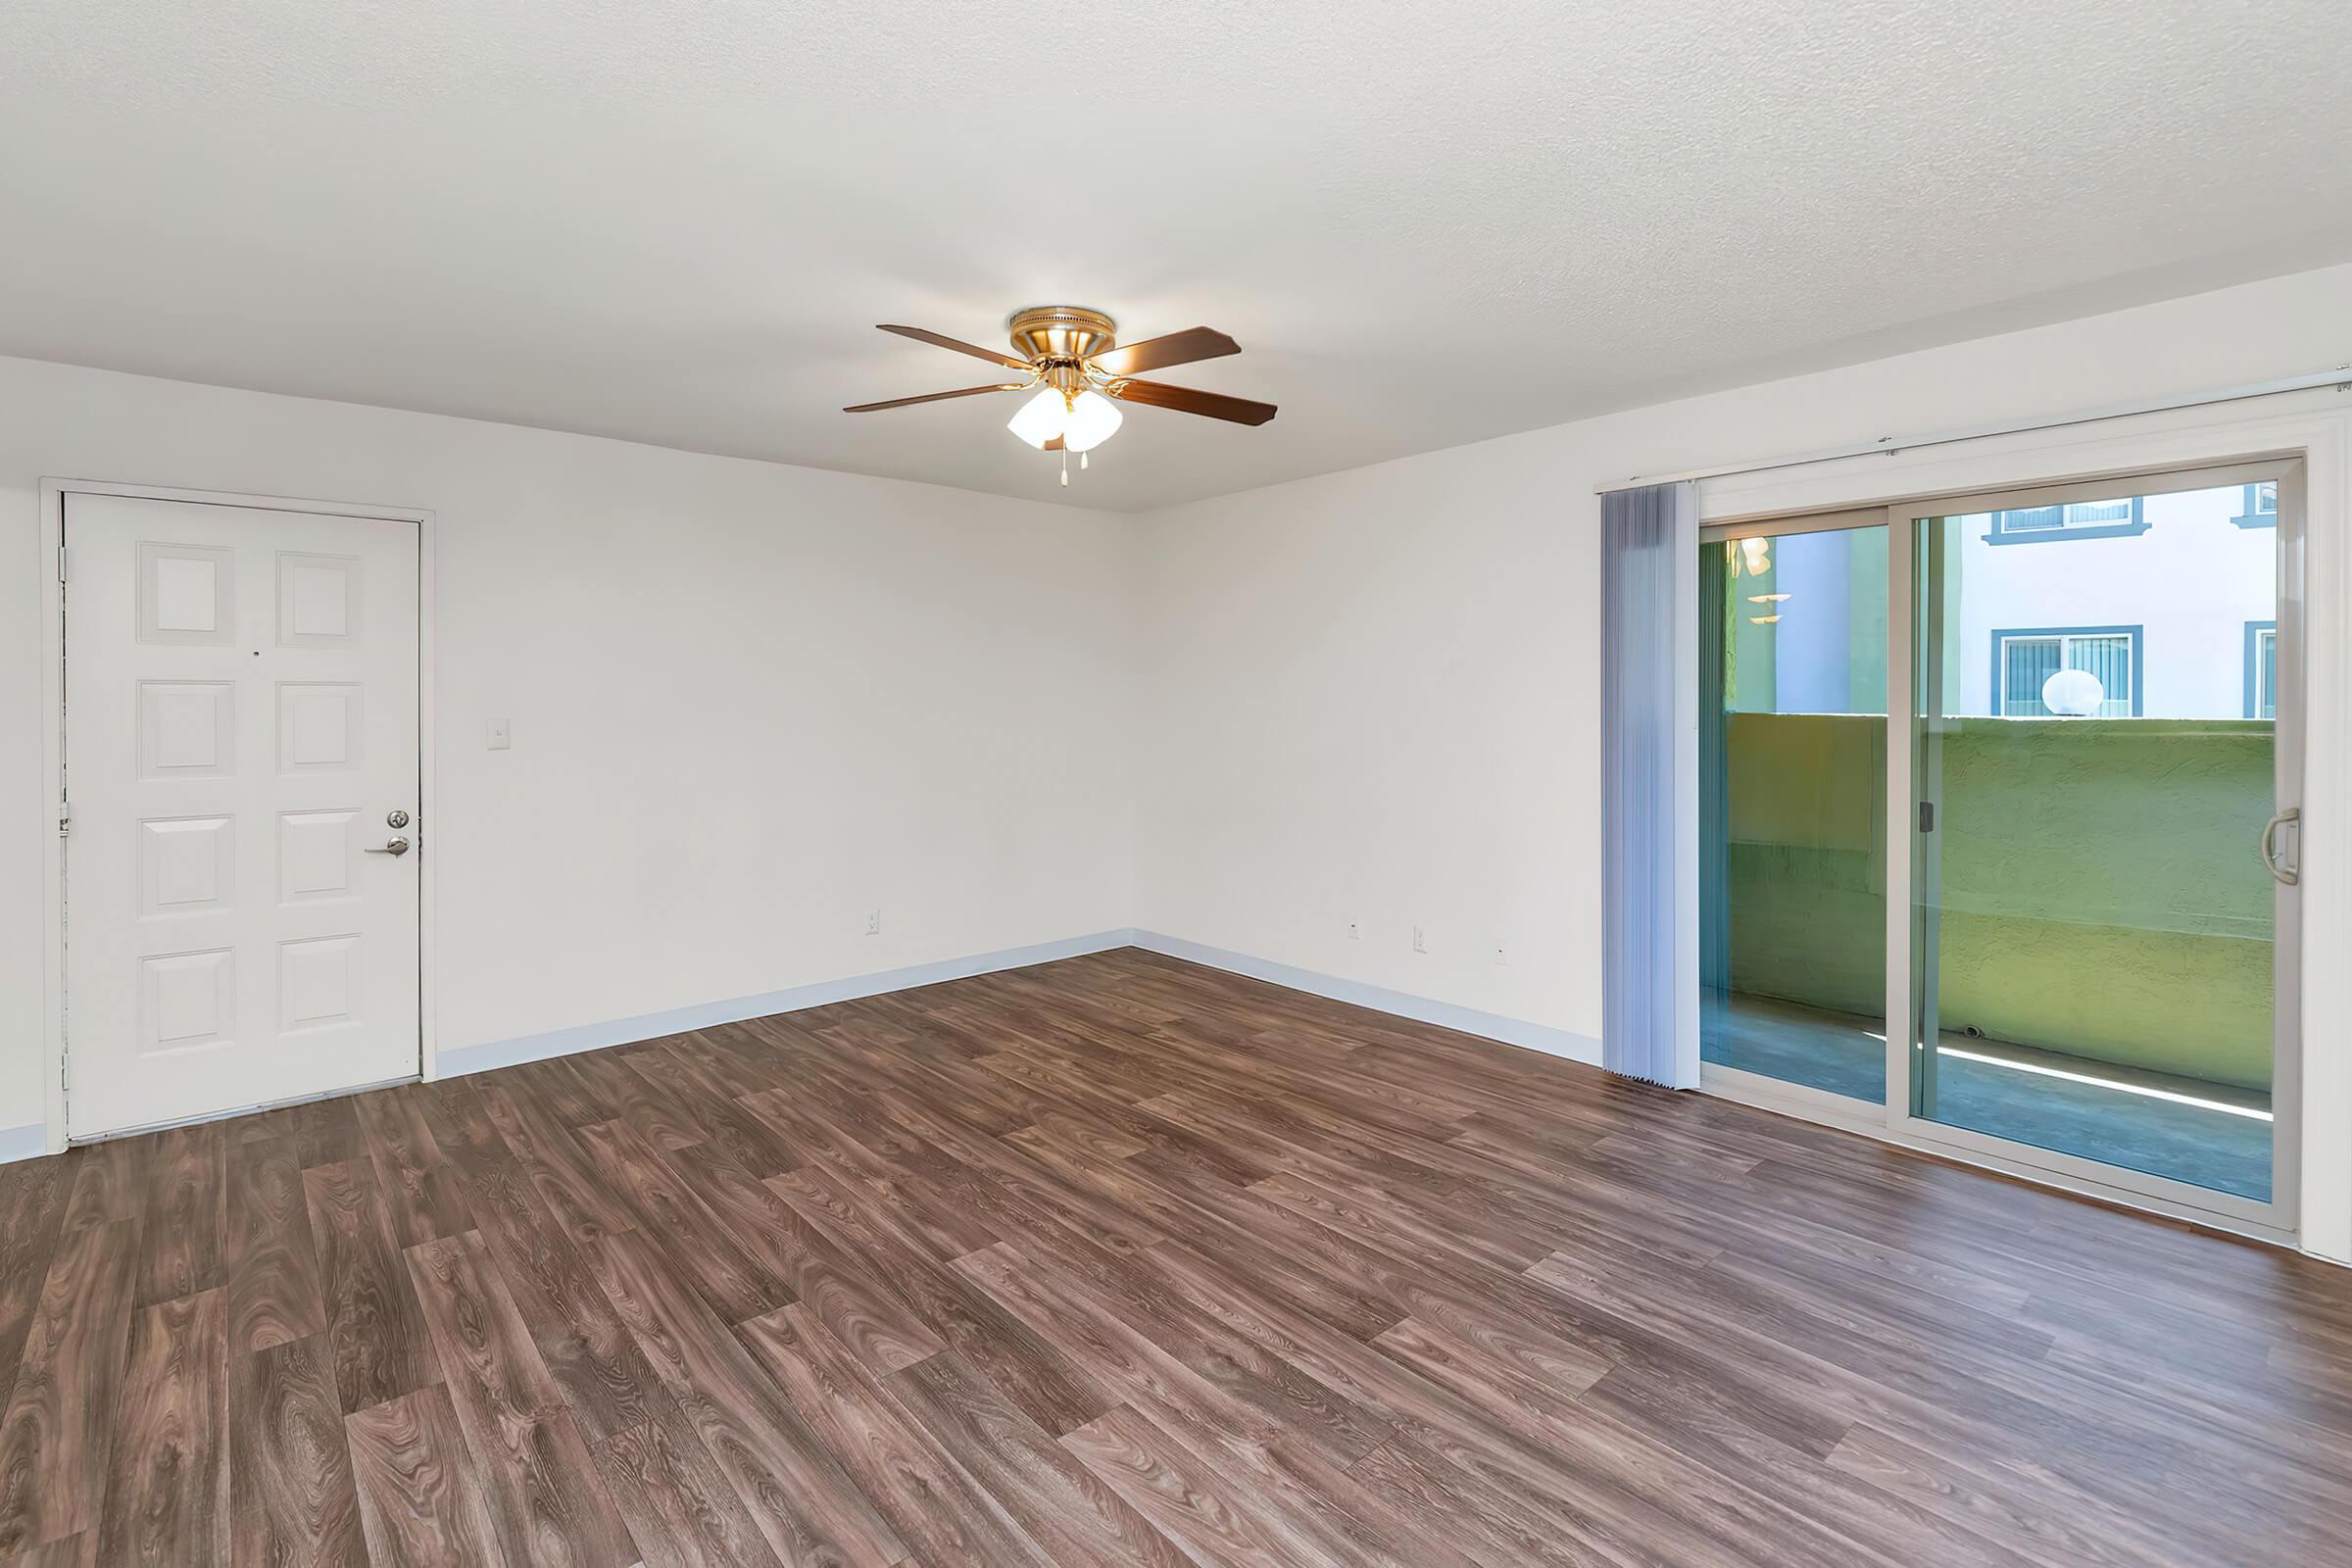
64 493 421 1138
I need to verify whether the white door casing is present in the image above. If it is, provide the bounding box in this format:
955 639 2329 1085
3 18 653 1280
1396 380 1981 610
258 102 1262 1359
63 493 421 1138
1694 452 2313 1247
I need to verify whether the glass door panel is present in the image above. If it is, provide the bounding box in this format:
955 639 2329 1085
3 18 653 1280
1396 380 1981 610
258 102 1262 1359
1700 520 1888 1101
1909 477 2289 1203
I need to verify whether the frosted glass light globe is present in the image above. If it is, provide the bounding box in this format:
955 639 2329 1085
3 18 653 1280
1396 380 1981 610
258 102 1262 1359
1006 388 1069 449
1060 390 1124 453
2041 667 2105 716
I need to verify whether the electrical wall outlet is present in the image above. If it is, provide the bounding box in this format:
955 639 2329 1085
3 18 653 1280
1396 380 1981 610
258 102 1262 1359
1412 925 1427 954
1348 919 1360 941
864 908 881 936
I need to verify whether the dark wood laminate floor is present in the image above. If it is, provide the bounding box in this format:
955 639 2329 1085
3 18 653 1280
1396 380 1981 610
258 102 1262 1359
3 947 2349 1567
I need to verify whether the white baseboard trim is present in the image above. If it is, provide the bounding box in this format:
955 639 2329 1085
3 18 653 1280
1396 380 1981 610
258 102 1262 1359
2 925 1595 1166
434 927 1142 1081
1129 930 1602 1067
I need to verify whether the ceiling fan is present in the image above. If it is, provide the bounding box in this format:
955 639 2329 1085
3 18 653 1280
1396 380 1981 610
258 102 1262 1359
844 306 1277 482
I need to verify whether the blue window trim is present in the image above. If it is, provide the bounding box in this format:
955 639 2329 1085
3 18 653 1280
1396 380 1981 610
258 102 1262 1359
1990 624 2145 716
2245 619 2278 718
1982 495 2147 545
2230 481 2278 530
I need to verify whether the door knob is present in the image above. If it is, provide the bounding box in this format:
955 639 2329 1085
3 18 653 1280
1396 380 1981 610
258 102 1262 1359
367 836 412 857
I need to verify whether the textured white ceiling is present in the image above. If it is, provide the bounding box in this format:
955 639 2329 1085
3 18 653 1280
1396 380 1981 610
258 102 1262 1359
4 1 2349 512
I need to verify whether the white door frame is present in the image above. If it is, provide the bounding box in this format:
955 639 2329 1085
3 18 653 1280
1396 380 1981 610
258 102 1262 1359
38 478 439 1154
1701 461 2304 1243
1688 392 2352 1262
1885 457 2303 1240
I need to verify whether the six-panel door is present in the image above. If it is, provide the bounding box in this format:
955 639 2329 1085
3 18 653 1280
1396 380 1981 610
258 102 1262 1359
64 493 421 1138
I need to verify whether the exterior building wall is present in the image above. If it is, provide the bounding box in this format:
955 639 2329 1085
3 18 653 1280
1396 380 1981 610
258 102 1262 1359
1946 482 2277 719
1732 481 2277 721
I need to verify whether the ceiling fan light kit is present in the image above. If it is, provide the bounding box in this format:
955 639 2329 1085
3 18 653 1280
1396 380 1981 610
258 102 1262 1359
1007 386 1122 453
845 304 1277 485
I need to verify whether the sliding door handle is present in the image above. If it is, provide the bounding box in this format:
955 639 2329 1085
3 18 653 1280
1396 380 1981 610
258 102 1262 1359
2260 808 2300 886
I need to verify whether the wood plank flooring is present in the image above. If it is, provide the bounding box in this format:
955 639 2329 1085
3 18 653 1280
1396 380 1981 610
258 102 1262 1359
2 945 2348 1566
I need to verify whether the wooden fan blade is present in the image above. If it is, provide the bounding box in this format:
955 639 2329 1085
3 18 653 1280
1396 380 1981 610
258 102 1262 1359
1089 326 1240 378
1104 377 1277 426
1042 435 1066 451
843 382 1024 413
877 324 1031 371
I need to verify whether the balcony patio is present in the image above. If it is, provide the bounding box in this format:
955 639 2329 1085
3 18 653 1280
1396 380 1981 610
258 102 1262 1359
1710 710 2278 1202
1705 991 2272 1200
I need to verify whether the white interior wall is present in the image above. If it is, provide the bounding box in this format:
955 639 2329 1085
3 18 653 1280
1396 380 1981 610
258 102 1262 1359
1134 262 2352 1258
9 263 2350 1256
0 356 1138 1145
1134 261 2352 1044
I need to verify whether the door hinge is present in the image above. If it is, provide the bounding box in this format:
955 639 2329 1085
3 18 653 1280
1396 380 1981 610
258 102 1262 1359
57 545 67 583
58 798 71 837
1919 801 1936 833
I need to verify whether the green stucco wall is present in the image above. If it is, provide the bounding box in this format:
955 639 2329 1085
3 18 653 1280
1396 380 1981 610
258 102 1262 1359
1726 713 2275 1090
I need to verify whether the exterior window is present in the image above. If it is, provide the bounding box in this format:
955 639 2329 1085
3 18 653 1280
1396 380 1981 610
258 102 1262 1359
2230 480 2279 529
1983 495 2148 545
2245 620 2278 718
1993 626 2142 716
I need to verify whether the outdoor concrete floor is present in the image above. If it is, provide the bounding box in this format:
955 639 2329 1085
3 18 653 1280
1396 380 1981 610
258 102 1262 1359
1704 991 2272 1201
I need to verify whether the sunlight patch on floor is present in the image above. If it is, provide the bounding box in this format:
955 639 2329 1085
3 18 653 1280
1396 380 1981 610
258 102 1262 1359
1933 1044 2273 1122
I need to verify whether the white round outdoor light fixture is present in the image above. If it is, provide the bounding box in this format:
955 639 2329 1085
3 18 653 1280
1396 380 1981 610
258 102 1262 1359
2041 667 2105 716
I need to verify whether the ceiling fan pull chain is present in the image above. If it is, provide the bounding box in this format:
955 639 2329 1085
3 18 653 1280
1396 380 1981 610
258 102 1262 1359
1081 450 1089 469
1060 448 1069 486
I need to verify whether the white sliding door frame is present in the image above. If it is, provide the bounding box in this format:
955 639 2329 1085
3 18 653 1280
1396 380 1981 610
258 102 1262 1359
1882 458 2301 1244
36 478 440 1156
1691 393 2350 1261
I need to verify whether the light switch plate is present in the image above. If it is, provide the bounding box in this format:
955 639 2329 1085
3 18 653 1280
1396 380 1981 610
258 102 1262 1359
487 717 512 750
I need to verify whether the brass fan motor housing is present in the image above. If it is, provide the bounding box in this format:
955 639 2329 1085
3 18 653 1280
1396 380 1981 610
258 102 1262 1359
1007 306 1117 369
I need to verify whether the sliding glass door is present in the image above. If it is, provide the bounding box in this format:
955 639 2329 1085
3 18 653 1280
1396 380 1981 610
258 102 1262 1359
1700 462 2301 1236
1898 466 2299 1226
1698 514 1888 1105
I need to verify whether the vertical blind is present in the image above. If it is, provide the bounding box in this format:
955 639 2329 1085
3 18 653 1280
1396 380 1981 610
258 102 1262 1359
1601 481 1701 1089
